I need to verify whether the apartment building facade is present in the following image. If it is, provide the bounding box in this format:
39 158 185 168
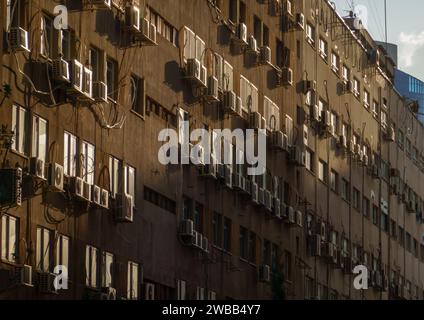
0 0 423 300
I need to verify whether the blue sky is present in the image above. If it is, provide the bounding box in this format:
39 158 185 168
333 0 424 80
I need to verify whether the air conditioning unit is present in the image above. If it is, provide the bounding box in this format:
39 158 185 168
202 237 209 253
48 163 64 192
38 272 57 294
280 202 288 219
281 68 293 86
362 154 369 166
288 146 306 167
0 168 23 206
92 185 101 206
223 90 237 114
100 189 109 209
101 287 117 300
200 160 217 179
249 112 261 129
200 65 208 88
93 82 108 103
303 80 317 93
326 243 337 263
82 67 93 99
205 76 219 102
338 134 348 150
259 46 271 65
311 234 321 256
247 35 258 53
81 181 91 202
321 110 331 128
296 13 305 29
271 131 287 151
287 206 295 224
115 193 134 223
385 125 395 142
311 105 320 122
9 27 30 52
16 265 33 287
342 80 354 94
235 23 248 45
68 59 84 94
225 165 233 189
259 265 271 282
191 231 203 249
295 210 303 227
273 197 281 218
185 58 202 84
125 5 141 31
52 58 70 83
29 157 46 180
264 190 272 212
179 219 194 237
233 173 246 192
251 181 259 205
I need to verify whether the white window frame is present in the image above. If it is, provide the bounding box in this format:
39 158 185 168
109 156 121 198
1 215 18 263
240 75 258 113
285 115 294 146
55 234 69 272
81 141 95 185
40 14 53 58
177 279 187 300
264 96 280 132
11 105 28 155
36 227 51 272
124 164 135 201
85 245 98 288
127 261 139 300
318 38 327 59
101 251 114 288
32 115 48 163
306 24 315 44
64 131 77 177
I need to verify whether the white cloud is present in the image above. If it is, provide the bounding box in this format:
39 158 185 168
399 31 424 68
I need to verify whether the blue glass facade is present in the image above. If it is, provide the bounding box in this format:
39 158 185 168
395 69 424 123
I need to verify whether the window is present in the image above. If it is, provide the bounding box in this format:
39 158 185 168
127 261 139 300
353 78 360 97
363 197 370 218
109 156 121 198
305 149 314 172
381 111 388 129
330 112 338 136
283 250 292 280
372 205 379 226
86 245 98 288
341 178 349 201
55 234 69 273
330 170 338 193
399 227 404 247
61 29 72 61
194 202 203 233
106 57 118 100
124 164 136 203
285 115 294 146
1 215 18 263
240 227 248 260
318 160 327 183
32 115 48 163
11 105 28 155
101 251 114 288
364 90 370 109
89 47 103 82
130 75 146 116
64 132 77 177
36 227 51 272
353 188 360 211
331 52 340 72
397 129 404 149
7 0 25 29
223 218 232 252
263 240 271 266
248 231 256 263
81 141 95 185
40 14 53 58
318 38 328 59
372 100 379 118
240 75 258 113
212 212 223 247
342 65 350 81
306 23 315 45
406 233 412 252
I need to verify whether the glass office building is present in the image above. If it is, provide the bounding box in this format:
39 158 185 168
395 69 424 124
